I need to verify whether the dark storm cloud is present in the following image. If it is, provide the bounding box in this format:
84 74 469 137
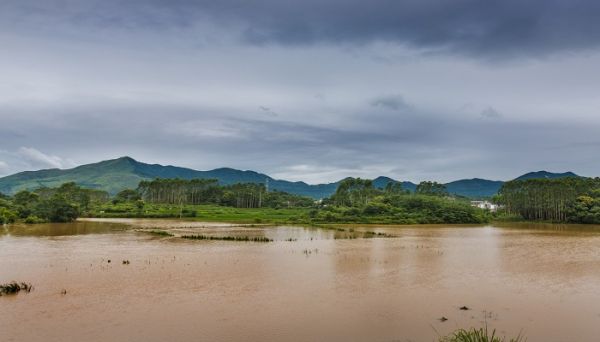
5 0 600 58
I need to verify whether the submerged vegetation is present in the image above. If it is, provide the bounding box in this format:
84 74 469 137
143 230 175 237
181 235 273 242
0 282 33 296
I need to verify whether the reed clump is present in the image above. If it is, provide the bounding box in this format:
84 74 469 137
181 235 272 242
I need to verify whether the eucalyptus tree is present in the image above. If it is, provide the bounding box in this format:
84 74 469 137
499 177 600 222
331 178 379 206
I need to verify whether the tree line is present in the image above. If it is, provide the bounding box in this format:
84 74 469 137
1 177 488 225
135 178 313 209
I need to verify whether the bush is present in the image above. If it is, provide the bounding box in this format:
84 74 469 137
24 216 46 224
0 207 18 224
362 202 391 215
35 195 79 223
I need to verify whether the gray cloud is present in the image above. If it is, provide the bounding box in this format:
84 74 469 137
370 95 411 111
4 0 600 58
258 106 279 117
480 107 503 119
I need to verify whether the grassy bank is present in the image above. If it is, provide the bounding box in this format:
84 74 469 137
86 201 491 225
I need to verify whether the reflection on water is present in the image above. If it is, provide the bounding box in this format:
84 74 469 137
1 219 600 342
493 221 600 233
2 221 128 237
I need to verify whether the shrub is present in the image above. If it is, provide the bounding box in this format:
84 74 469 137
24 216 46 224
0 207 18 224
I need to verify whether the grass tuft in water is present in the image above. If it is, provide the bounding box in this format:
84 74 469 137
439 326 525 342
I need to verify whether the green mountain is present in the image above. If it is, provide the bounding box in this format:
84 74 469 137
0 157 276 196
0 157 410 198
514 171 579 181
445 178 505 198
0 157 582 199
444 171 582 198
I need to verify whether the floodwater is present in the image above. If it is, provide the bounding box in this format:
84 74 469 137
2 220 600 341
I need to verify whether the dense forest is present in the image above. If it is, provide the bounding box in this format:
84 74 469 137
1 177 492 224
497 177 600 223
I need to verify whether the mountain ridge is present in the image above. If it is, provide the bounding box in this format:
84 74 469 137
0 156 582 199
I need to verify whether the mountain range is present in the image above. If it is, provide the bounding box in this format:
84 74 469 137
0 156 582 199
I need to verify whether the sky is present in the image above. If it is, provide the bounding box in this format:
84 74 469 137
1 0 600 184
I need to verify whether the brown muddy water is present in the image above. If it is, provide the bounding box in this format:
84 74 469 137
2 220 600 341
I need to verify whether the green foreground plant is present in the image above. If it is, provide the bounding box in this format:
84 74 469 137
440 326 525 342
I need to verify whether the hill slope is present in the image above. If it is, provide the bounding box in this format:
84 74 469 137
0 157 409 198
0 157 285 196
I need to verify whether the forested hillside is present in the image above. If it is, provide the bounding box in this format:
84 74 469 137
0 156 582 199
0 157 416 198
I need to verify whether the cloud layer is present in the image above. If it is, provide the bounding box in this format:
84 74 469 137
1 1 599 183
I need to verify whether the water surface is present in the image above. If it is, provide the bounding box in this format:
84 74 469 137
2 220 600 341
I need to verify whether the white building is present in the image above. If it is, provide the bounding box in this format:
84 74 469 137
470 200 499 212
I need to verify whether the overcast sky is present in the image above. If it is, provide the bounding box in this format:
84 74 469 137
1 0 600 183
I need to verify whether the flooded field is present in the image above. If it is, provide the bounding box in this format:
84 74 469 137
2 219 600 341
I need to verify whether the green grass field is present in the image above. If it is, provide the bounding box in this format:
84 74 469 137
89 202 311 224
